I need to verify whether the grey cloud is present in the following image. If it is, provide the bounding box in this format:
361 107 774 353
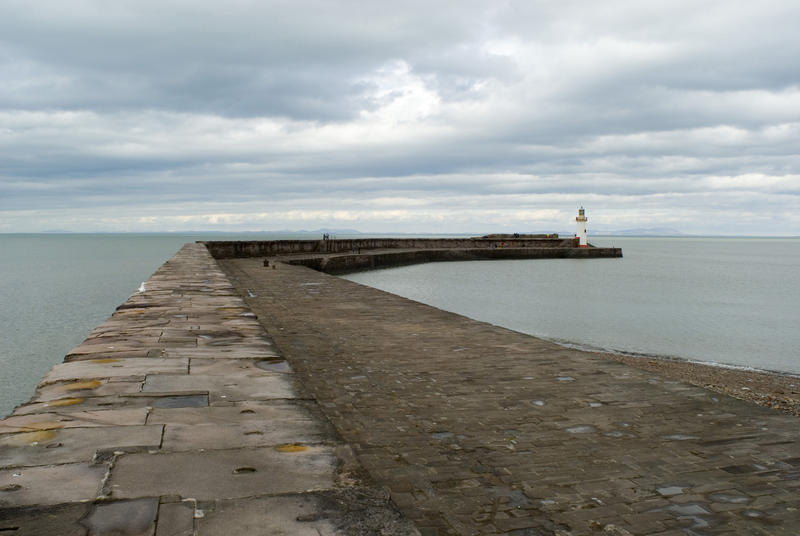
1 0 798 234
0 1 497 119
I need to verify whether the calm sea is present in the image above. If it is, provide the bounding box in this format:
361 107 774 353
344 237 800 376
1 235 798 417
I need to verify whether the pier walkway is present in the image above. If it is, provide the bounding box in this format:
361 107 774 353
221 256 800 535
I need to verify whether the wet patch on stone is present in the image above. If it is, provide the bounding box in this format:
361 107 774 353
151 394 209 408
604 431 635 438
709 492 751 504
741 509 767 519
565 425 596 434
721 464 757 474
666 502 710 516
656 485 685 496
255 359 292 373
80 498 158 535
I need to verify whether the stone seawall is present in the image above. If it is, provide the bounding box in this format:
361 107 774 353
285 246 622 275
203 237 578 258
203 238 622 275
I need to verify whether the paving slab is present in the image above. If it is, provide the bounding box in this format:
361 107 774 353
32 378 144 402
163 346 279 359
40 358 188 384
141 374 295 402
188 357 291 376
146 400 315 425
13 393 202 415
39 358 189 385
0 425 163 467
108 446 337 500
0 463 106 507
161 420 326 451
82 498 159 536
0 503 89 536
0 408 149 433
154 500 195 536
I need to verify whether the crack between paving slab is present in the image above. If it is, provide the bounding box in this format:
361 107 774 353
95 452 120 500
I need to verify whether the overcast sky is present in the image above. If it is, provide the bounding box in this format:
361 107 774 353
1 1 798 234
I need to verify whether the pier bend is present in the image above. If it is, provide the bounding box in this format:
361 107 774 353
201 236 622 274
4 240 800 535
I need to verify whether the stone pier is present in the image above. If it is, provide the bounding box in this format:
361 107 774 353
0 243 415 535
2 241 800 536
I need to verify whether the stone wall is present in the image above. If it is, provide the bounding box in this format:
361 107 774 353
286 246 623 274
202 237 578 258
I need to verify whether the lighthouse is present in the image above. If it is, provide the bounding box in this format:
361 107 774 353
576 207 588 248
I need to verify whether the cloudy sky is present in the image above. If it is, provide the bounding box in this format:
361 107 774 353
1 0 798 234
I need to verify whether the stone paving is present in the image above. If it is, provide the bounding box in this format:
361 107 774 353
221 256 800 536
0 244 416 535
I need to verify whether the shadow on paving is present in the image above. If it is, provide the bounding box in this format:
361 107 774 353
221 257 800 536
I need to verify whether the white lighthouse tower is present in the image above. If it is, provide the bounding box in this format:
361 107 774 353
576 207 588 248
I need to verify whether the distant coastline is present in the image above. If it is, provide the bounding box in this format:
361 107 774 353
3 230 799 239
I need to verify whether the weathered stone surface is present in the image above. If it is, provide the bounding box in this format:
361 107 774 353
154 500 195 536
81 498 158 536
195 489 419 536
0 463 105 507
0 408 149 433
0 503 89 535
141 373 295 402
146 400 314 424
222 255 800 536
0 425 163 468
31 378 144 402
40 358 188 384
188 357 290 376
108 446 337 500
161 420 325 451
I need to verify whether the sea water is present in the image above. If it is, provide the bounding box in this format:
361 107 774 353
344 237 800 376
1 235 798 417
